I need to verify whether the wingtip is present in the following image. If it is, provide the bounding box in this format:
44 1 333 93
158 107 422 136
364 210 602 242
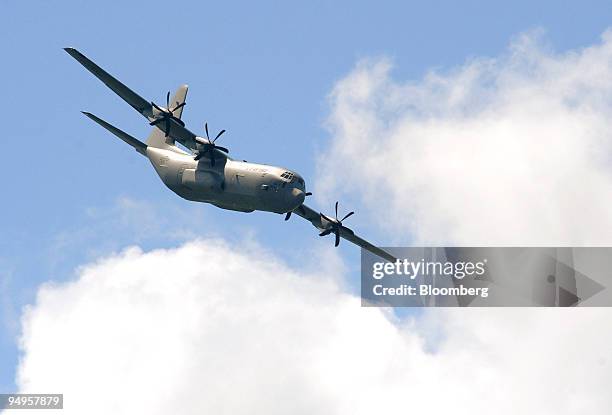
63 47 80 57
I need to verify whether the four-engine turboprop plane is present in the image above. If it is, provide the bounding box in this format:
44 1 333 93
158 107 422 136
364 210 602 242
64 47 396 262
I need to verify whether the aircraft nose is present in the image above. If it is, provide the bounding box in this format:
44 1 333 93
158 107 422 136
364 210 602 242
291 187 306 206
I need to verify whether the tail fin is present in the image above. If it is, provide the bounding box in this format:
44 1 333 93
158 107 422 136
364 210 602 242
146 84 188 149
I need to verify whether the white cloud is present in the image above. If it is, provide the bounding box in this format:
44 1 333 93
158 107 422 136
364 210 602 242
317 30 612 245
12 240 612 414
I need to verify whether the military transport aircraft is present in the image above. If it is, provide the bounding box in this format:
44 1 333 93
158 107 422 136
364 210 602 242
64 48 395 262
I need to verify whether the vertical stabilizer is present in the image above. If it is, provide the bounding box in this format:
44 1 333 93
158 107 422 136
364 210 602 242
169 85 188 120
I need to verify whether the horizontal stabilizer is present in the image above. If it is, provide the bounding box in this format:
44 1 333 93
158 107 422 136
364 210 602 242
82 112 147 155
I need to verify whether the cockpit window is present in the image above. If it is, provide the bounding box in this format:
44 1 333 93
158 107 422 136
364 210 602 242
280 171 304 187
280 171 294 181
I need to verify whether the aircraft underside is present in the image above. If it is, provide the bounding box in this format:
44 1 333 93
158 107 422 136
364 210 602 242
146 147 304 214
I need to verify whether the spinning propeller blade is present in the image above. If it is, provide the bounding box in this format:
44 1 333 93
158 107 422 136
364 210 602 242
318 201 355 247
149 91 187 137
194 122 229 166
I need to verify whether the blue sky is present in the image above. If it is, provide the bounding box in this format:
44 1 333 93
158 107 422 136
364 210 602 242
1 0 612 392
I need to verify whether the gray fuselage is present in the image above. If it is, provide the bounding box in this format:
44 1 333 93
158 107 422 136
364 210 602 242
146 146 306 213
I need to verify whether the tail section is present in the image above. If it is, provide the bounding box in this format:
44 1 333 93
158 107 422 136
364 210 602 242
146 84 189 149
82 112 147 156
169 85 188 120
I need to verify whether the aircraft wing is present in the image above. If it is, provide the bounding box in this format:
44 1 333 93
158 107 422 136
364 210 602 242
64 48 152 116
293 204 397 263
154 119 199 149
64 47 210 154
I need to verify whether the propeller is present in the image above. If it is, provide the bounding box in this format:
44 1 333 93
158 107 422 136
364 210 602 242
284 192 312 221
194 122 229 167
150 91 186 137
319 201 354 247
